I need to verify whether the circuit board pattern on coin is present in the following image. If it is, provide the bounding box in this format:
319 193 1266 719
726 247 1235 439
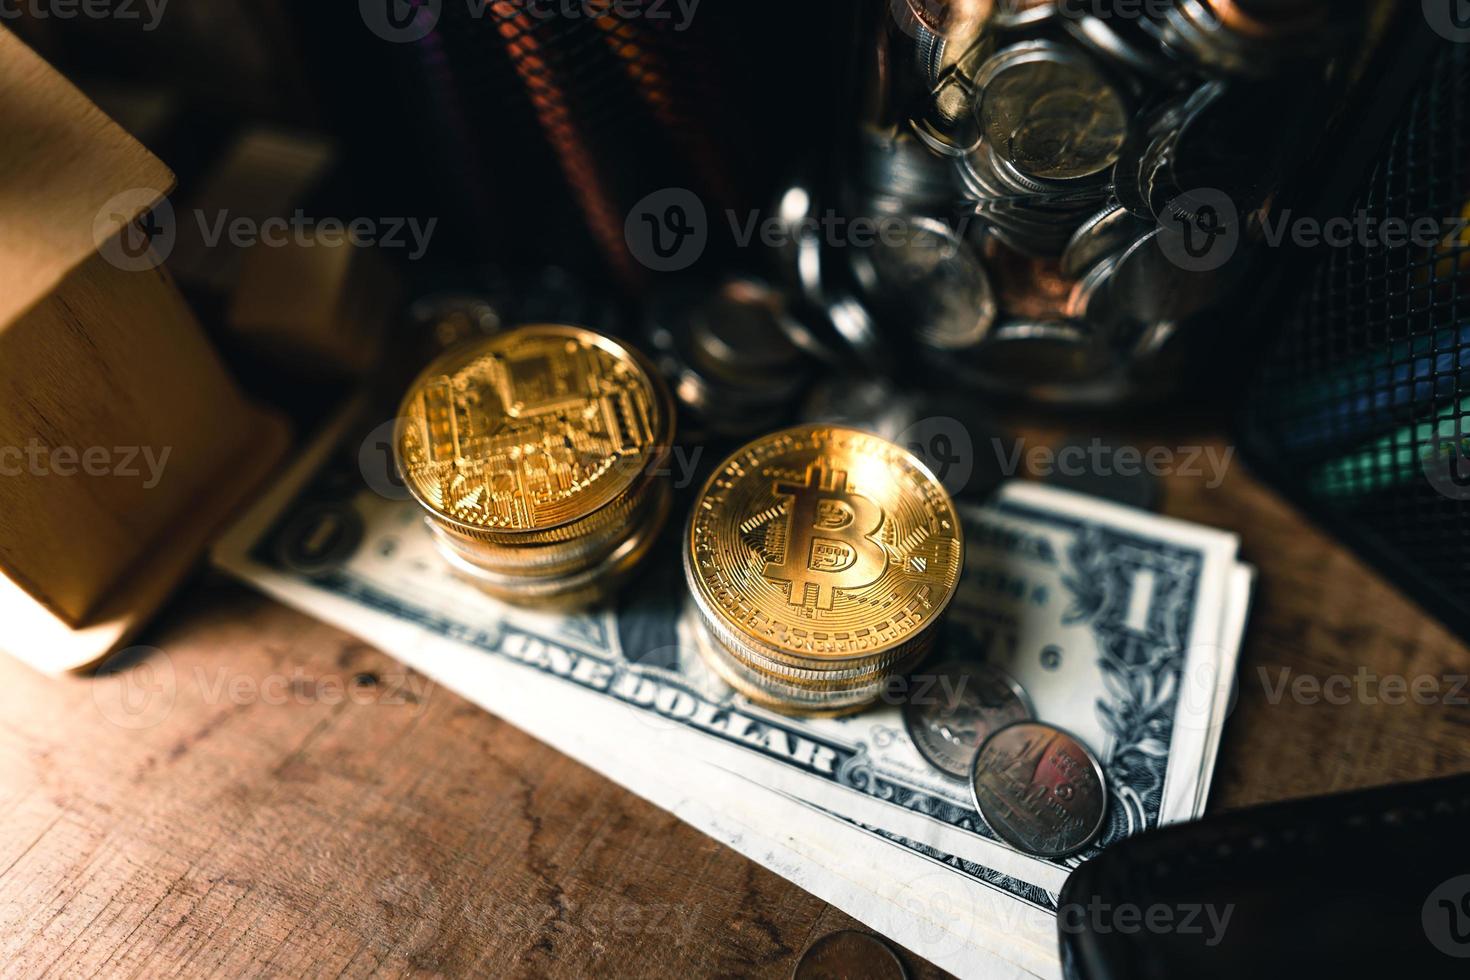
396 325 668 534
687 425 963 662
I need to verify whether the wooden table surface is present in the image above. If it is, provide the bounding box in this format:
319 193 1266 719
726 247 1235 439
3 436 1470 978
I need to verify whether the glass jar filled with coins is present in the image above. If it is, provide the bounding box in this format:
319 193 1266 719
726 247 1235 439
773 0 1373 405
394 324 675 609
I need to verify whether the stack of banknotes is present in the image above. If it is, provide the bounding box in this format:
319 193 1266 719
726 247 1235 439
215 403 1253 980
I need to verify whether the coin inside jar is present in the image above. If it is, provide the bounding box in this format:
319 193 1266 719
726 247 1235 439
902 661 1033 779
853 216 997 351
974 41 1128 182
970 721 1108 858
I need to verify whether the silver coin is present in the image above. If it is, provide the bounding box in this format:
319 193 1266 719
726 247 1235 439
1064 252 1121 322
911 74 985 160
1060 10 1176 80
1157 81 1285 220
1147 0 1337 77
1109 94 1190 220
855 132 961 208
1108 226 1238 325
902 661 1034 780
852 216 998 351
643 283 808 436
1060 203 1147 279
774 192 891 371
993 0 1057 32
769 175 822 299
973 41 1128 182
970 721 1108 858
689 278 808 380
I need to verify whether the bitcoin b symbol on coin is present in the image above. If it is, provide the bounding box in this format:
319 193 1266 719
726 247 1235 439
763 464 887 610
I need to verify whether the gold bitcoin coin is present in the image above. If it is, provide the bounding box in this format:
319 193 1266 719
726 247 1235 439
444 480 672 611
428 474 669 579
686 425 963 669
395 324 674 545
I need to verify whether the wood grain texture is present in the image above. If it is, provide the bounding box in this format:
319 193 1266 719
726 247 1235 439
2 442 1469 977
0 579 948 979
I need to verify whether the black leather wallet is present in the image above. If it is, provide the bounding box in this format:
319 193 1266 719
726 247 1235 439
1057 773 1470 979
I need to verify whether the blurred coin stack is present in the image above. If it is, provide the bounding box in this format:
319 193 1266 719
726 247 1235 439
644 276 813 439
774 0 1366 405
395 324 675 609
683 425 963 716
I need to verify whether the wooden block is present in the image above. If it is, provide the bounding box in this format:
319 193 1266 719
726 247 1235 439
0 26 290 672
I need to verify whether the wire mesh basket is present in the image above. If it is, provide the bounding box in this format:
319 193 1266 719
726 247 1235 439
1241 33 1470 636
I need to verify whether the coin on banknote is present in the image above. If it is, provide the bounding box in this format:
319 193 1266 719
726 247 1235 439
395 324 675 607
902 661 1033 780
973 41 1128 182
396 323 673 546
685 425 964 715
688 425 963 667
970 721 1107 858
794 930 907 980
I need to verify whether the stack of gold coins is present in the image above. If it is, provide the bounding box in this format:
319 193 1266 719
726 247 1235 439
395 324 675 609
683 425 963 716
